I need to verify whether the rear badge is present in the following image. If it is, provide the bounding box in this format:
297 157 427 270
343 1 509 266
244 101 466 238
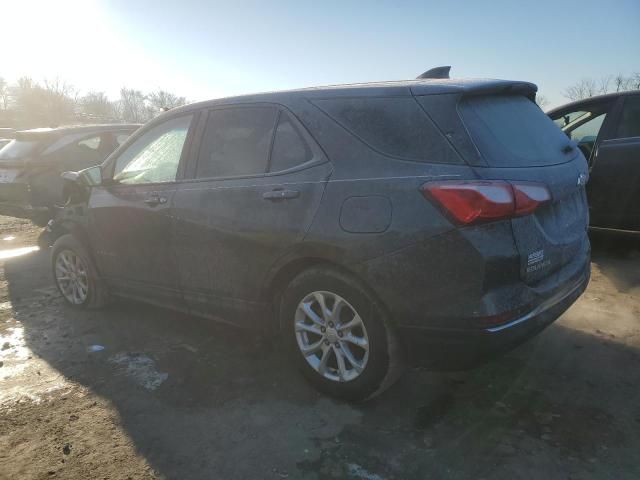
526 249 550 273
577 173 588 186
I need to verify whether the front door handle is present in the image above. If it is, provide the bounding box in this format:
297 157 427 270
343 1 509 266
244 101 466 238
262 189 300 200
144 194 167 207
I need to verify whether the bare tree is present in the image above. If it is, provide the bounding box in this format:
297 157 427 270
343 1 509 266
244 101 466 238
16 76 35 91
8 77 77 127
119 88 149 123
12 76 46 126
41 77 76 124
535 94 549 110
629 72 640 90
147 90 187 114
0 77 191 127
79 91 115 119
598 75 612 95
0 77 9 110
613 74 628 92
563 78 600 101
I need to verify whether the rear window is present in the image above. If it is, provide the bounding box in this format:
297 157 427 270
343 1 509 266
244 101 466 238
269 112 312 172
461 95 574 167
314 97 460 163
0 140 42 160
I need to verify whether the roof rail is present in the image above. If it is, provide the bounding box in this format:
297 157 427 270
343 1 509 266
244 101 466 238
416 66 451 80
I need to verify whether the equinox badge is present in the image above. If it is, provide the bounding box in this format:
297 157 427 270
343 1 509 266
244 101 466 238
577 173 588 186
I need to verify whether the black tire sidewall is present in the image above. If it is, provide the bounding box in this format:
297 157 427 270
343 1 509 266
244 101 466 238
281 267 392 401
51 234 100 309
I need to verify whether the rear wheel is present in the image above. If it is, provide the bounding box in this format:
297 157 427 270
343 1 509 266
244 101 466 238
51 234 109 309
280 267 404 401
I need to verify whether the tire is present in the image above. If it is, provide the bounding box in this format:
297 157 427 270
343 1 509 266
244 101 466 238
51 234 109 309
280 266 405 401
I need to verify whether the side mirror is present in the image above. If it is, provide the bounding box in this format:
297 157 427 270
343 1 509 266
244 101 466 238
61 165 103 187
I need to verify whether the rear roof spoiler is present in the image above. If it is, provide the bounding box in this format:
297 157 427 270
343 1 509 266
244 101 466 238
411 79 537 100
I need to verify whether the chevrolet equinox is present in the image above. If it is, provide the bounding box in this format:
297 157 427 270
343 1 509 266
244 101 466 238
49 76 591 400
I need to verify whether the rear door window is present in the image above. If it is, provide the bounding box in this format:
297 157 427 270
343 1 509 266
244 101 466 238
615 96 640 139
196 106 278 178
268 112 312 172
313 97 459 163
461 95 574 167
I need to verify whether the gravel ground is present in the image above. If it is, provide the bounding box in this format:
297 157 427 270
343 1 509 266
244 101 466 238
0 216 639 480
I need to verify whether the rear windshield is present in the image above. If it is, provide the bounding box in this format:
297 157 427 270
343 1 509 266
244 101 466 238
460 95 574 167
313 97 461 164
0 139 41 160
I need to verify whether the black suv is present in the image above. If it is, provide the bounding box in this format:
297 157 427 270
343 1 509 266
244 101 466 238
0 124 139 225
548 90 640 231
50 77 590 400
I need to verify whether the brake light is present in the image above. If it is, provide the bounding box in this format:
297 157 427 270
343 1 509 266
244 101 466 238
512 182 551 216
421 180 551 226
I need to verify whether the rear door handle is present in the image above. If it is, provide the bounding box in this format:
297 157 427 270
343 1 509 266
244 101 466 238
144 193 167 206
262 189 300 200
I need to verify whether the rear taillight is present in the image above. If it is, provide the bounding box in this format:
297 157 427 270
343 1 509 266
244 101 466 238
421 180 551 226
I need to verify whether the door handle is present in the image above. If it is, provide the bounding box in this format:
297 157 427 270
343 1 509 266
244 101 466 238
144 194 167 207
262 189 300 200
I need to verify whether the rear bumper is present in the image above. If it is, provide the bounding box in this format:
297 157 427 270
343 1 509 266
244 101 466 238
0 182 30 203
0 183 49 220
397 263 590 369
0 203 49 220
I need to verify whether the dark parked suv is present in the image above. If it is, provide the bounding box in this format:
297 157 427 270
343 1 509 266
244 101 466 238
0 124 139 225
548 90 640 231
49 77 590 400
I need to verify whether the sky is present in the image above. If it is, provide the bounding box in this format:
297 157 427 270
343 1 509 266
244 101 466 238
1 0 639 109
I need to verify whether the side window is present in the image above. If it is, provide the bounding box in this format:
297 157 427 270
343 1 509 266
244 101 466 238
314 96 458 163
48 134 105 169
269 112 312 172
615 96 640 139
113 115 192 185
553 111 588 129
196 106 278 178
567 114 606 144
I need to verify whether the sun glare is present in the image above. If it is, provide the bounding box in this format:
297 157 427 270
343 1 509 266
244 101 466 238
0 1 130 96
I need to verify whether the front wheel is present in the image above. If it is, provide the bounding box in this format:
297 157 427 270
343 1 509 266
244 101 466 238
280 267 404 401
51 234 109 309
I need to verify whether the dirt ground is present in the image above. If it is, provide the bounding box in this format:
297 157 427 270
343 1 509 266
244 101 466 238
0 215 639 480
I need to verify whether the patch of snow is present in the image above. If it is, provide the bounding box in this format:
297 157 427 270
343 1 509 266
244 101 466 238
108 353 168 391
347 463 385 480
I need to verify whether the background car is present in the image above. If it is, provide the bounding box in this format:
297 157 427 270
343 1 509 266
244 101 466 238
548 90 640 231
0 124 139 225
49 77 590 401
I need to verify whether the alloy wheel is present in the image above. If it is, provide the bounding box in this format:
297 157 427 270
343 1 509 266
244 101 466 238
294 291 370 382
55 249 89 305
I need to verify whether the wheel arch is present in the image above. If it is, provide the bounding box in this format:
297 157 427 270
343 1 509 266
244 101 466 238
263 255 394 330
49 217 99 271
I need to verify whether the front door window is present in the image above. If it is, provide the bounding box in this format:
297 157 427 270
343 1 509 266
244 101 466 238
113 115 193 185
